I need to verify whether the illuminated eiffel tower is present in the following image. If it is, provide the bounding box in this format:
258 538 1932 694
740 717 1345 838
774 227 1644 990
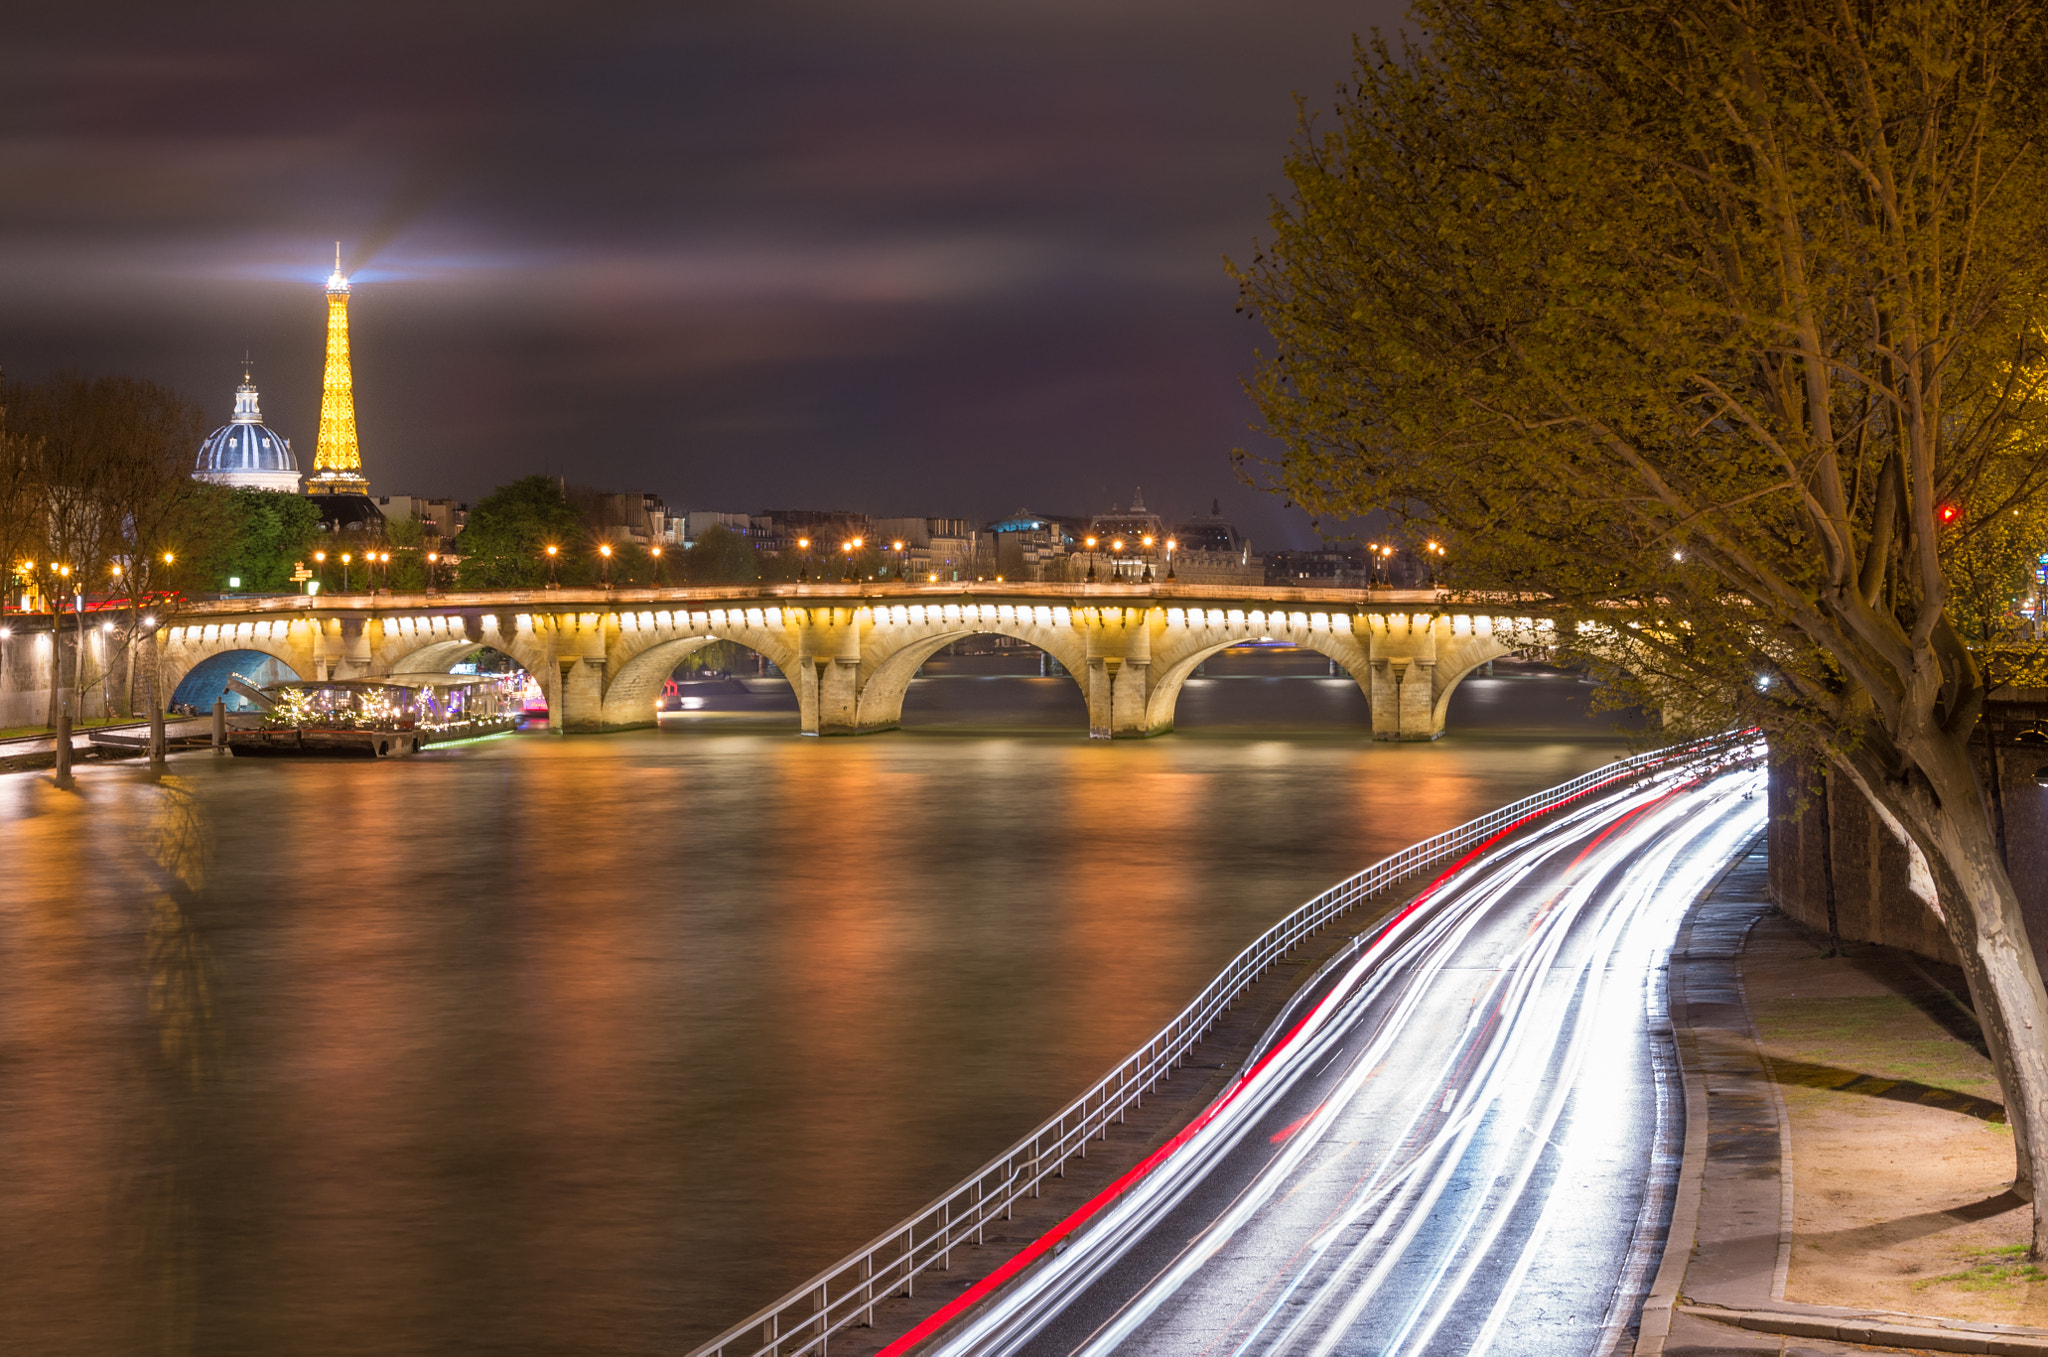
307 243 370 495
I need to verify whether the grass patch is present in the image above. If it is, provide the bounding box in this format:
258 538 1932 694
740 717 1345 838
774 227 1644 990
0 716 134 740
1914 1245 2047 1293
1750 995 2000 1098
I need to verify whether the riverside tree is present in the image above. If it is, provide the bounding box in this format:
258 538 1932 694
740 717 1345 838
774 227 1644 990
1237 0 2048 1233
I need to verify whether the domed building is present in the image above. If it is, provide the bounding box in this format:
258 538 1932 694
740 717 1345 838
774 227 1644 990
193 368 301 492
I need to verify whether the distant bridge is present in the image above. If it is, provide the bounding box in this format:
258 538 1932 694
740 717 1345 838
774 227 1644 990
153 583 1558 740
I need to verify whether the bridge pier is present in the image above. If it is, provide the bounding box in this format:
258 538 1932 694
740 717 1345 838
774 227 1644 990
149 587 1539 742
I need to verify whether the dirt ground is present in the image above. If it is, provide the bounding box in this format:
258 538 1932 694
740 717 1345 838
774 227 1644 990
1742 910 2048 1325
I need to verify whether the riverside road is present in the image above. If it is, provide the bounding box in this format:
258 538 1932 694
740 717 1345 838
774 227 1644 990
931 754 1766 1357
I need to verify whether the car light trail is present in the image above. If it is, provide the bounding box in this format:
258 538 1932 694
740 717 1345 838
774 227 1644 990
920 749 1765 1357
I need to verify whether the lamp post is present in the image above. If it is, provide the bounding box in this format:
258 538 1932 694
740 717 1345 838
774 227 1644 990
797 537 811 583
599 543 613 588
545 544 559 589
1424 540 1445 587
893 539 907 584
341 552 353 593
650 544 663 585
425 552 438 592
841 539 855 581
314 550 327 593
1084 535 1098 582
1111 537 1125 581
1141 534 1155 584
1166 537 1177 581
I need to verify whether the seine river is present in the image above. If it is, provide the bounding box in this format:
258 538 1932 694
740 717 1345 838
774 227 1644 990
0 660 1636 1354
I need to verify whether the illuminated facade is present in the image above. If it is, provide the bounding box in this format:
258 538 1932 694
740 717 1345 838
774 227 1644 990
308 246 369 495
193 367 301 492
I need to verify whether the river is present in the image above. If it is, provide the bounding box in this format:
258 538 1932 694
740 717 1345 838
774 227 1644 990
0 659 1638 1354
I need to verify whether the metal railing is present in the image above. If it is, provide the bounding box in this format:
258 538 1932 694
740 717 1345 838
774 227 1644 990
690 733 1743 1357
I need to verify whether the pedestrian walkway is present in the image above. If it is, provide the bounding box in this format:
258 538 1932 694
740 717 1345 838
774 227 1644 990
1641 842 2048 1356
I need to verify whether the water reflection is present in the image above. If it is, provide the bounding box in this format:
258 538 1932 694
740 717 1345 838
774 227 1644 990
0 675 1632 1353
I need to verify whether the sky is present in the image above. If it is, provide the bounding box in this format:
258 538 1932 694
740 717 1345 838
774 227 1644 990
0 1 1408 547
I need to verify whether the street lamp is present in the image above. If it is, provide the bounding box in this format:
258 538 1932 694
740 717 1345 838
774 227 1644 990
341 552 353 592
650 544 664 585
797 536 811 582
545 544 559 588
425 552 438 592
1424 540 1445 586
1111 538 1125 580
841 539 855 581
1141 534 1155 583
313 550 327 592
893 540 907 583
1084 535 1098 583
378 551 391 592
1166 537 1177 581
599 542 613 587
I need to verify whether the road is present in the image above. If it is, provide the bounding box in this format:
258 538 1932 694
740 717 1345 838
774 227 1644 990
930 753 1766 1357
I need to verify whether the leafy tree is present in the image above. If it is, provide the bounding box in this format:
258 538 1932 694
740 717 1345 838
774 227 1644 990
2 373 212 719
684 523 760 584
191 486 323 593
454 474 587 588
1238 0 2048 1228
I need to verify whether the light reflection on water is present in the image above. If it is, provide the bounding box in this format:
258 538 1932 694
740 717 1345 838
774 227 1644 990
0 672 1633 1353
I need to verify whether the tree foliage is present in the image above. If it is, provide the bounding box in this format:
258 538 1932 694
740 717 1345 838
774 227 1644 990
454 475 588 588
189 485 322 593
1238 0 2048 1230
684 524 761 584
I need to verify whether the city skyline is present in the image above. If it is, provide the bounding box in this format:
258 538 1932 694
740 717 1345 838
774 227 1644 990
0 0 1402 546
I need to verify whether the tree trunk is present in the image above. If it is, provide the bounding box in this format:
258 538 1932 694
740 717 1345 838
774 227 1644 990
1839 736 2048 1251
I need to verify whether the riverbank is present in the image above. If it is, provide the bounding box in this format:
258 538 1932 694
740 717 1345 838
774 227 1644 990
1752 912 2042 1325
1651 844 2048 1355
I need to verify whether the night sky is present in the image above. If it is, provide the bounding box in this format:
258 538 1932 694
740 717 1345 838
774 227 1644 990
1 2 1404 547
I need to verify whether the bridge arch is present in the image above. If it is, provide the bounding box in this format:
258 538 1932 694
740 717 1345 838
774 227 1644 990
168 647 304 711
852 628 1087 733
599 621 803 731
1142 632 1378 736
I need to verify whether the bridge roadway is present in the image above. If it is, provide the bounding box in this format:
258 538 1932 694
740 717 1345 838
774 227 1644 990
154 583 1554 739
903 754 1765 1356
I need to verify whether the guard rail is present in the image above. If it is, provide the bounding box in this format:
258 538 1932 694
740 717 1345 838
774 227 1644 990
691 731 1752 1357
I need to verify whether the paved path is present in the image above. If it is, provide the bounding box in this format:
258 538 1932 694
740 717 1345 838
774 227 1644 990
1646 849 2048 1357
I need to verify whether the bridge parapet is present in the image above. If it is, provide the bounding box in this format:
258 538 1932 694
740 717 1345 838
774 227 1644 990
153 584 1556 739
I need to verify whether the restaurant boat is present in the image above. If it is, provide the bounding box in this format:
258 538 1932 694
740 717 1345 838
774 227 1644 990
226 673 527 758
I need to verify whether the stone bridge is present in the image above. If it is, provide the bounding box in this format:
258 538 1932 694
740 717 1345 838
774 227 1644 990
153 583 1556 740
